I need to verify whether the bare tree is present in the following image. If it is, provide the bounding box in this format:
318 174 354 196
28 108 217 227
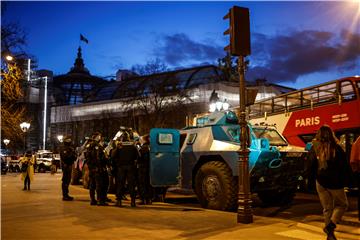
1 9 31 151
128 59 190 130
1 63 28 150
131 58 168 76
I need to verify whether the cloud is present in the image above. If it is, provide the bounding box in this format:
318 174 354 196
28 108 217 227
154 33 224 66
246 30 360 82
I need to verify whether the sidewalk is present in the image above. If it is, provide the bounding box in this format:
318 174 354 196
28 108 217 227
2 173 359 240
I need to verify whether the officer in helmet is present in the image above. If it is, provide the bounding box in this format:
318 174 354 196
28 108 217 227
112 132 139 207
60 135 77 201
85 132 108 206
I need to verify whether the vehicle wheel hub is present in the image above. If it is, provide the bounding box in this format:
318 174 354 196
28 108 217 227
202 175 221 201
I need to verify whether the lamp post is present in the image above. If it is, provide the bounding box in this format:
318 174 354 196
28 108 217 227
237 55 253 223
20 122 30 153
41 76 48 150
3 139 10 154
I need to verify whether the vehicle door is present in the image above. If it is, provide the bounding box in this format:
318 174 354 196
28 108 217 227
150 128 180 186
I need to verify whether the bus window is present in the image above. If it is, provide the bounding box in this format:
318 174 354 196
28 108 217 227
340 80 355 101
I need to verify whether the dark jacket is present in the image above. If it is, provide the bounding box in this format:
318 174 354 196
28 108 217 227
111 142 139 168
85 142 107 171
138 144 150 166
306 141 350 189
60 144 76 165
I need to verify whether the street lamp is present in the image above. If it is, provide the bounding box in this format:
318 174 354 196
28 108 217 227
57 135 63 143
209 90 231 112
20 122 30 153
3 139 10 146
5 55 14 61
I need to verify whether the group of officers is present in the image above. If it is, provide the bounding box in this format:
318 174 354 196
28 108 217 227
59 131 152 207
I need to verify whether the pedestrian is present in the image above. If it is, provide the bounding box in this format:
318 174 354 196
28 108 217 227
112 132 139 207
20 150 35 191
59 135 77 201
350 135 360 221
85 132 108 206
99 137 112 203
138 134 153 205
306 125 349 240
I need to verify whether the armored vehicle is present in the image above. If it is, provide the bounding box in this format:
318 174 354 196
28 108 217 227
149 110 306 211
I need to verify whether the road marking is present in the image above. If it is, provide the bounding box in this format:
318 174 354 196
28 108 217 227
276 229 324 240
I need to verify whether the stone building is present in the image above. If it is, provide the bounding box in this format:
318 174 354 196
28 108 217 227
49 54 295 146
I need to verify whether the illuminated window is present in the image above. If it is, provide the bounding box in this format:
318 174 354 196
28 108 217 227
158 133 173 144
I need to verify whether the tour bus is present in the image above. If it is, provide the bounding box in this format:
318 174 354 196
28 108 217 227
248 76 360 161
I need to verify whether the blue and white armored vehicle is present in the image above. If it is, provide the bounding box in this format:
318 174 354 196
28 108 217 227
149 110 306 211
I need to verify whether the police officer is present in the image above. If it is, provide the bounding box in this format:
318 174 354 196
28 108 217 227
112 133 139 207
60 136 76 201
85 132 108 206
138 134 152 204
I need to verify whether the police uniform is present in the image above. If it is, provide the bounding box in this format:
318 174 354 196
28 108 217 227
138 142 152 204
60 137 76 201
112 140 139 207
85 137 108 206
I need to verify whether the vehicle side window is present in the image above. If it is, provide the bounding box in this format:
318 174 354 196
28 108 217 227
158 133 173 145
227 128 240 142
340 80 355 101
187 133 197 145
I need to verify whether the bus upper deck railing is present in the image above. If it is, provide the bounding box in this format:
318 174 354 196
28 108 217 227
248 76 360 119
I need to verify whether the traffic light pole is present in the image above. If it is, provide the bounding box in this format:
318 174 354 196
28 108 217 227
237 55 253 224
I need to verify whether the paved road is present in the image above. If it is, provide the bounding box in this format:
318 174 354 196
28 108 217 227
1 172 359 240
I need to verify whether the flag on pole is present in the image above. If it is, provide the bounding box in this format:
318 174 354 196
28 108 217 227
80 34 89 44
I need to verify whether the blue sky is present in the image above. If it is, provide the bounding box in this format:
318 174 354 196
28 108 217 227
2 1 360 89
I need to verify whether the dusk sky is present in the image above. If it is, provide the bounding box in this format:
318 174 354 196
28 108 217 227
2 1 360 89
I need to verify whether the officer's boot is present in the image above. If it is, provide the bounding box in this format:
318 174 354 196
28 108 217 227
131 198 136 207
324 221 337 240
115 199 122 207
90 189 97 205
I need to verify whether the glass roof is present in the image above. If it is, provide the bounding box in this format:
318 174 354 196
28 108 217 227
87 65 225 102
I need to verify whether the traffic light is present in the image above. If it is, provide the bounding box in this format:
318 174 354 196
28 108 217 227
223 6 251 56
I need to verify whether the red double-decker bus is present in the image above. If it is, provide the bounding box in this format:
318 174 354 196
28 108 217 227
248 76 360 160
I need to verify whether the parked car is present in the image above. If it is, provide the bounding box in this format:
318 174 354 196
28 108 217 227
1 156 8 174
7 155 21 172
35 150 60 173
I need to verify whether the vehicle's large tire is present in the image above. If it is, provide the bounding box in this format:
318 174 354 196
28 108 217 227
82 164 90 189
38 165 46 173
71 165 81 185
195 161 237 211
257 189 296 206
15 165 20 173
